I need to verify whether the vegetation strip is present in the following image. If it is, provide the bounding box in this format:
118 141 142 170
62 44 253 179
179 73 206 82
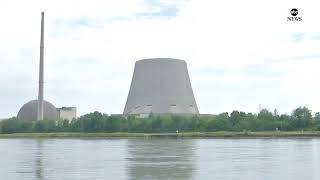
1 107 320 134
1 131 320 138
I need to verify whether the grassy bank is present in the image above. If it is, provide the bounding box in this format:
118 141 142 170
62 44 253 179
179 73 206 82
1 131 320 138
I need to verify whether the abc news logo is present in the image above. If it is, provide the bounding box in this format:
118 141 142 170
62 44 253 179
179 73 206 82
287 8 302 21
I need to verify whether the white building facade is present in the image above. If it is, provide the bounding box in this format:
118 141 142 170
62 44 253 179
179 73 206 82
57 107 77 122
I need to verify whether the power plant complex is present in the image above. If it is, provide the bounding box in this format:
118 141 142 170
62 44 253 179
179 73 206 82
16 13 199 120
17 12 76 121
123 58 199 116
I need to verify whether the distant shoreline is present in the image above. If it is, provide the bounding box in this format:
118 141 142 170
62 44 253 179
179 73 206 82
1 131 320 138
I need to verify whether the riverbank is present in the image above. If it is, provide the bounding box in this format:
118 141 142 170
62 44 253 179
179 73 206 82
1 131 320 138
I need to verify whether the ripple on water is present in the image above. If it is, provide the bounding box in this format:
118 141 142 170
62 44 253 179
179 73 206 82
0 138 319 180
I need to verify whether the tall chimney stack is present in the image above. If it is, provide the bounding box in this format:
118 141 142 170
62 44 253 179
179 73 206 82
37 12 44 120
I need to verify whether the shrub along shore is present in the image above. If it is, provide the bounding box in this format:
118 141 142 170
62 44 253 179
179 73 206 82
1 107 320 136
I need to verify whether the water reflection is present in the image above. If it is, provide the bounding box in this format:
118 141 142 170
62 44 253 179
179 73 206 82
35 140 44 180
14 139 128 180
1 138 320 180
126 138 196 180
194 138 320 180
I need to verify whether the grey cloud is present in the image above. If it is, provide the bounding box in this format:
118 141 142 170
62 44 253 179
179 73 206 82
311 35 320 41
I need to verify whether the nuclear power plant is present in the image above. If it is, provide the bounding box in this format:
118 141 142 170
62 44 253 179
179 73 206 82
123 58 199 116
16 13 198 120
17 12 76 121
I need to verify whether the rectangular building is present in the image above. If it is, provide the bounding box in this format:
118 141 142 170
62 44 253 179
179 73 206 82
57 107 77 122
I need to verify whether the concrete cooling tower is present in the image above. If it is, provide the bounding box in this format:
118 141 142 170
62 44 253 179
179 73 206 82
124 58 199 115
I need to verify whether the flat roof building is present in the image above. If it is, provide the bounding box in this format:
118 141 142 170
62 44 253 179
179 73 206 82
57 107 77 122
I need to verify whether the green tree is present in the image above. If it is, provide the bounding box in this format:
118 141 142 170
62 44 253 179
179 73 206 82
292 107 313 129
160 116 174 132
314 112 320 121
78 111 104 132
34 120 56 132
56 119 69 132
258 109 274 121
0 118 33 133
230 111 241 127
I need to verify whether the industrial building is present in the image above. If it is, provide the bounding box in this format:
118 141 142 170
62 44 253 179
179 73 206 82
57 107 77 122
17 100 59 121
123 58 199 116
17 12 76 121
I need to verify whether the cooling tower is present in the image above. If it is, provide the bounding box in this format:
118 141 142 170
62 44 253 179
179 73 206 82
124 58 199 115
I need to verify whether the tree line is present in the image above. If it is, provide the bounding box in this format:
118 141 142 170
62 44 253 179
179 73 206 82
1 107 320 134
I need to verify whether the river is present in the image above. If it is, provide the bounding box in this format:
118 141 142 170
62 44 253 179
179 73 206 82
0 138 319 180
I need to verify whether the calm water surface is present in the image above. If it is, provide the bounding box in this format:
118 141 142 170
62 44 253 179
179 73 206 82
0 138 319 180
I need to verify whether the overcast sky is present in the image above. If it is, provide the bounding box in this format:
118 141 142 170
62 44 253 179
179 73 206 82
0 0 320 118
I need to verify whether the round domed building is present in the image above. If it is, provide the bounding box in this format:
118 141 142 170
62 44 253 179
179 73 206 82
17 12 59 121
17 100 59 121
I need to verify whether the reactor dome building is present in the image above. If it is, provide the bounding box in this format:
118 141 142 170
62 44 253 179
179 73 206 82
17 100 59 121
17 12 59 121
123 58 199 116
